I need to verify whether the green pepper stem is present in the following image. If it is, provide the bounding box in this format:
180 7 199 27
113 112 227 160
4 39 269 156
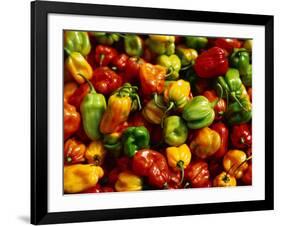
117 34 127 39
161 102 174 128
231 93 249 112
177 160 185 185
210 83 223 108
164 67 174 78
153 93 167 109
131 93 142 110
78 73 96 93
99 54 105 66
64 47 72 56
180 63 193 71
233 156 252 175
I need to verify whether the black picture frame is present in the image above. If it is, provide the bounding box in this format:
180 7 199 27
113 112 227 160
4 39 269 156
31 0 274 224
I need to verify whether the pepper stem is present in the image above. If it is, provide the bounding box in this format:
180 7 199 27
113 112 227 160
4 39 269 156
231 93 248 111
233 156 252 175
153 93 167 109
165 67 174 78
161 102 174 128
180 63 193 71
210 83 223 108
78 73 96 93
177 160 185 185
99 54 105 66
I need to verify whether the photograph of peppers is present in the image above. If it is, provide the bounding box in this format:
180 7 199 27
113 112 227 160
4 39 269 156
63 31 253 194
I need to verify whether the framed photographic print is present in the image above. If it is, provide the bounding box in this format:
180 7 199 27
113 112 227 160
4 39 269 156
31 0 274 224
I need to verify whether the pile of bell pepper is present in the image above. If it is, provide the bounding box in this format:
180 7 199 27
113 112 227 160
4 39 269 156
63 31 253 194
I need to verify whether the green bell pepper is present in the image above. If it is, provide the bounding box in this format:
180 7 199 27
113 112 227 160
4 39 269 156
80 75 106 141
103 132 122 157
240 64 252 87
124 35 143 57
64 31 91 56
92 32 120 45
225 97 252 125
122 126 150 157
156 54 181 80
163 116 188 146
184 36 208 50
230 48 250 75
182 96 215 129
146 36 175 56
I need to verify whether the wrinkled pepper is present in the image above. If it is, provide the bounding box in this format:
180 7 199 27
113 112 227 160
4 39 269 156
124 34 143 57
156 54 181 80
95 45 118 66
231 123 252 149
182 96 216 129
132 149 169 188
91 67 123 95
65 52 93 84
146 35 175 55
190 127 221 159
139 62 166 97
213 172 237 187
64 138 86 164
194 47 228 78
64 98 81 140
230 48 250 75
142 97 165 124
166 144 191 184
223 150 249 179
115 171 143 192
122 126 150 157
64 31 91 56
176 46 198 67
85 140 106 166
80 75 106 140
210 122 229 159
92 32 120 45
203 90 226 120
184 160 211 188
100 83 141 134
163 116 188 146
64 164 104 193
185 36 208 50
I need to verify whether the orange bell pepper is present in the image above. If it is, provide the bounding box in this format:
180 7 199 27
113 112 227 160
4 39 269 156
213 171 237 187
64 98 81 140
64 138 86 164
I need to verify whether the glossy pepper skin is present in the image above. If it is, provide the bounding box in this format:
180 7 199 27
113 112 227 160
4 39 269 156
103 132 122 157
210 122 229 159
194 47 228 78
190 127 221 159
223 150 249 179
64 82 78 101
64 138 86 164
85 141 106 166
95 45 118 66
112 53 129 72
225 97 252 125
176 46 198 67
231 123 252 149
64 31 91 56
122 126 150 157
185 36 208 50
91 67 123 96
65 52 93 84
68 83 90 110
64 164 104 193
146 35 175 56
213 172 237 187
142 98 165 124
240 64 252 87
124 57 144 83
124 35 143 57
182 96 216 129
92 32 120 45
166 144 191 184
115 171 142 192
132 149 169 188
139 63 166 97
214 38 241 54
241 163 252 185
100 83 141 134
163 116 188 146
64 98 81 140
80 76 106 140
156 54 181 80
185 160 211 188
203 90 226 120
230 48 250 75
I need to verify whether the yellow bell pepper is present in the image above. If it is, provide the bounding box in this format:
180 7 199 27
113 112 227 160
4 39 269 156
65 51 93 84
213 171 237 187
142 98 165 124
190 127 221 159
85 141 106 166
64 164 104 193
149 35 175 43
166 144 191 184
223 150 249 179
115 171 142 192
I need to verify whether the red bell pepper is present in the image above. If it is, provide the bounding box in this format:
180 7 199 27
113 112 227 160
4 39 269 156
124 57 145 83
112 53 128 71
132 149 169 188
68 83 90 110
231 123 252 149
184 160 211 188
210 122 229 159
91 66 123 95
64 138 86 164
194 47 229 78
95 45 118 66
214 38 241 54
241 163 252 185
203 90 226 120
167 169 181 189
82 184 114 193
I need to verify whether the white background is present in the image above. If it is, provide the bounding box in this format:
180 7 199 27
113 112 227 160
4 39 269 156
0 0 279 225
